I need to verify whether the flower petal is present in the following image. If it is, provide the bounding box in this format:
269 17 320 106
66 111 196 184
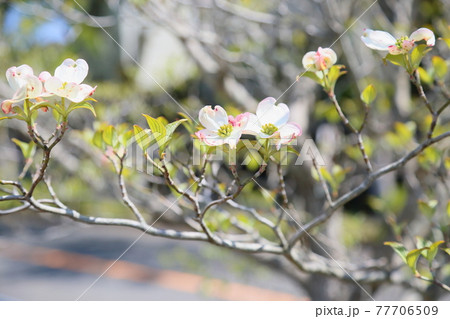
44 76 63 94
55 58 89 84
23 75 43 99
269 123 301 150
62 83 82 102
11 85 27 101
242 113 261 135
195 129 225 146
39 71 52 82
316 47 337 70
1 100 15 114
319 48 337 65
199 105 228 130
70 84 96 102
279 122 302 142
256 97 289 127
410 27 435 46
229 112 250 129
44 77 84 102
302 51 317 70
361 29 396 51
6 65 34 91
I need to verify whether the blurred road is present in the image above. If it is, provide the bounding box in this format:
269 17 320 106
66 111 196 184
0 216 309 301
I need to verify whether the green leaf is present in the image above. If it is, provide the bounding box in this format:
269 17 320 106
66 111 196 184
133 125 153 152
92 130 105 150
361 84 376 105
384 54 406 68
29 101 52 112
102 125 117 147
327 65 346 89
67 101 96 117
0 115 23 121
386 122 415 147
426 240 444 262
11 138 36 159
417 199 438 217
142 114 166 148
417 67 433 85
416 236 432 258
177 112 195 134
12 138 36 159
286 146 300 156
159 119 187 151
432 56 447 80
384 241 407 263
441 248 450 256
411 44 432 70
447 200 450 218
156 116 169 126
120 129 134 147
301 71 322 84
406 247 429 274
332 165 349 186
11 106 27 120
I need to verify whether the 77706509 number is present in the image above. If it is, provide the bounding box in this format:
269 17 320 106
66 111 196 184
376 306 438 316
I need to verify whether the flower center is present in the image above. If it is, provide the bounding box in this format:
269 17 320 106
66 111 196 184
395 36 409 49
261 123 278 136
217 123 233 137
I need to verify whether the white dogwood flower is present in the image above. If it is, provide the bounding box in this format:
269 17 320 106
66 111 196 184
245 97 302 150
361 27 435 55
302 47 337 72
1 65 44 114
44 58 96 103
195 105 249 149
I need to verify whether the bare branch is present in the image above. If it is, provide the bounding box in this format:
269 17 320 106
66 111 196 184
288 130 450 248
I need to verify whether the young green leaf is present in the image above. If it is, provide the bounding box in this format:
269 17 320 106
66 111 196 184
411 44 432 70
417 67 433 85
432 56 447 80
142 114 166 147
426 240 444 262
361 84 376 105
416 236 432 258
384 241 407 263
301 71 323 84
29 101 52 113
326 65 346 91
102 125 118 147
92 130 105 150
384 54 406 68
159 119 187 152
11 138 36 159
406 247 429 274
447 200 450 218
120 129 134 147
156 116 169 126
133 125 152 152
67 101 96 117
417 199 438 217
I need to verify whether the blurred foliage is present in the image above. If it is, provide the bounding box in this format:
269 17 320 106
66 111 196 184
0 0 449 298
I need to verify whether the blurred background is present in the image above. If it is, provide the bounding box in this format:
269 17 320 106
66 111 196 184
0 0 449 300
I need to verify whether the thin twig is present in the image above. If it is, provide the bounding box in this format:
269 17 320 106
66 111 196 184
288 130 450 248
329 93 373 172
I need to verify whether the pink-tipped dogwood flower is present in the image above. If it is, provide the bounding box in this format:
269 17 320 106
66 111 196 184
195 105 250 149
1 65 44 114
245 97 302 150
44 58 96 103
302 47 337 72
361 27 435 55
